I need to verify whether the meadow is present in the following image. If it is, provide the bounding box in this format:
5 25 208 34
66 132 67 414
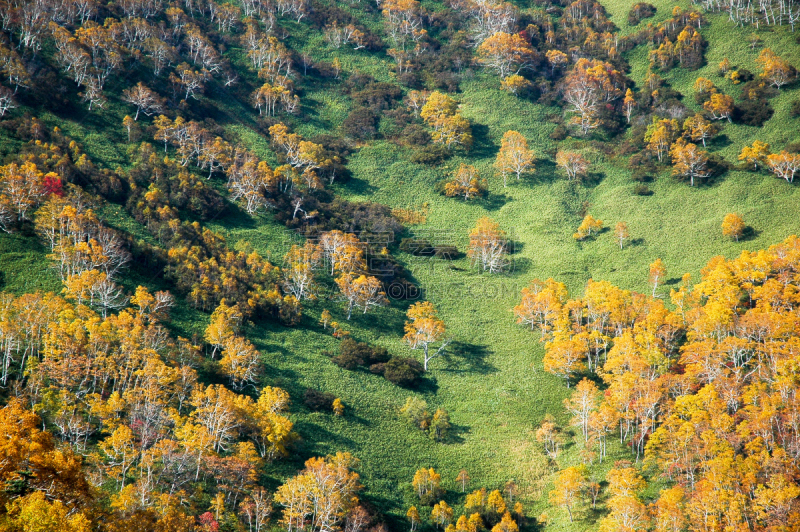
1 0 800 530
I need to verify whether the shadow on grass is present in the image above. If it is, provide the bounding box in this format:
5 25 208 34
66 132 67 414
343 175 379 195
739 225 761 241
443 422 470 444
440 340 497 374
470 123 498 159
484 191 512 210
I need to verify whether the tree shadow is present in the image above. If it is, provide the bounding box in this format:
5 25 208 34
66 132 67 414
740 225 761 242
483 191 512 211
509 257 532 276
709 134 732 149
410 376 439 394
440 340 497 374
664 277 683 286
341 175 378 195
442 422 470 444
469 123 497 159
629 237 646 247
581 170 606 187
212 201 256 230
527 158 559 185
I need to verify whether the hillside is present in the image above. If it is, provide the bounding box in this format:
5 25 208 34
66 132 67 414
0 0 799 531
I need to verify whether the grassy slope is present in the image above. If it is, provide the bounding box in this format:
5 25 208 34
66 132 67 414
2 1 800 531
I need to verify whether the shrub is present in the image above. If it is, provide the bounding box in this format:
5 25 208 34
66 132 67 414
342 107 378 140
402 124 431 147
633 183 653 196
549 124 568 141
410 145 450 165
399 396 430 429
332 338 390 369
734 99 774 127
384 357 424 387
628 2 656 25
304 388 337 411
790 100 800 118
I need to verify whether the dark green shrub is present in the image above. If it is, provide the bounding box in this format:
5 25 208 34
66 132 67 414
634 183 653 196
304 389 336 411
410 145 449 165
384 357 424 387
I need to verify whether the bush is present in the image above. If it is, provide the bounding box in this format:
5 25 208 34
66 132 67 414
332 338 390 369
634 183 653 196
402 124 431 147
410 145 450 165
342 107 378 140
790 100 800 118
384 357 423 387
549 124 568 141
628 2 656 25
734 99 774 127
304 388 336 411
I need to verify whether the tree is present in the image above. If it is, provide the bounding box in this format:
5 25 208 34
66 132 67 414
476 32 536 78
122 82 164 120
573 214 603 241
219 335 261 391
467 217 509 273
495 131 534 186
5 491 91 532
652 486 686 532
444 164 486 200
649 258 666 297
757 48 794 89
205 301 242 358
513 278 568 337
456 470 470 493
332 398 344 416
431 501 454 529
543 338 587 386
767 151 800 183
556 151 590 181
623 89 636 123
421 92 472 150
491 513 518 532
535 415 565 459
430 408 450 441
614 222 629 250
670 139 709 187
564 378 599 443
703 92 734 122
546 49 568 76
407 507 421 532
0 86 16 117
549 467 586 522
683 114 716 147
335 274 388 320
738 140 770 170
721 213 745 242
412 468 441 504
500 75 532 96
563 59 626 136
404 301 449 371
645 118 680 162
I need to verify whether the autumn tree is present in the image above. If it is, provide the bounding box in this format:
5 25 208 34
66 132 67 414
703 92 734 122
495 131 534 186
614 222 629 250
721 213 745 242
738 140 770 170
573 214 603 241
412 467 442 505
336 274 388 319
683 113 716 147
563 59 626 136
623 88 636 123
122 82 164 120
757 48 794 89
476 32 536 79
467 217 509 273
648 258 666 297
513 278 568 338
444 164 486 200
431 501 453 529
456 470 470 493
404 301 449 371
766 151 800 182
564 378 599 443
645 118 680 163
556 151 590 182
549 466 586 522
420 92 472 150
670 139 709 187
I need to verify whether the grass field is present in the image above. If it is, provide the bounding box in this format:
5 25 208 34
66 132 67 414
2 0 800 530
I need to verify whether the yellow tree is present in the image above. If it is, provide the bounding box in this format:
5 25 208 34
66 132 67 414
721 213 745 242
703 92 734 122
766 151 800 183
456 470 470 493
683 113 716 147
408 507 421 532
513 278 568 337
564 378 599 443
614 222 629 250
573 214 603 241
432 501 454 529
652 486 687 532
467 217 509 273
549 466 586 522
205 301 242 358
556 151 590 181
335 274 388 320
421 92 472 150
444 164 486 200
670 139 709 187
738 140 770 170
491 513 518 532
623 88 636 123
412 467 441 504
476 32 536 79
404 301 449 371
495 131 535 186
756 48 794 89
543 338 587 387
648 258 666 297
